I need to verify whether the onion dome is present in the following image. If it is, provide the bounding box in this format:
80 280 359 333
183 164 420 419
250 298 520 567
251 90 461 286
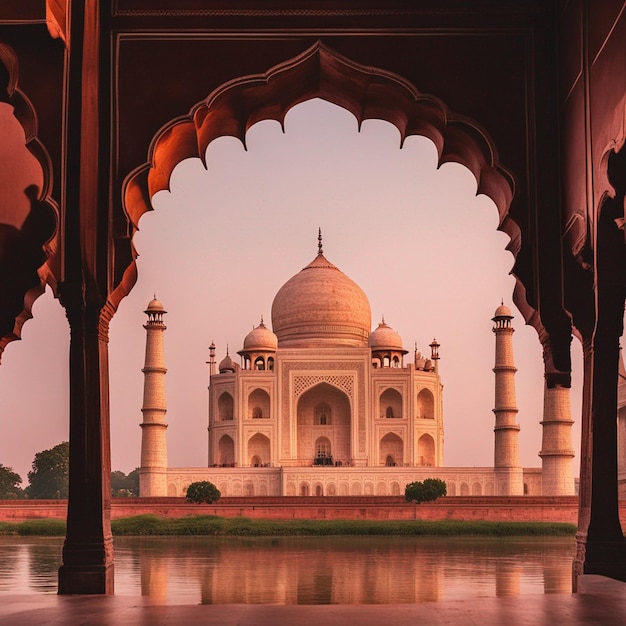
271 249 371 348
369 319 404 351
243 318 278 351
218 353 236 374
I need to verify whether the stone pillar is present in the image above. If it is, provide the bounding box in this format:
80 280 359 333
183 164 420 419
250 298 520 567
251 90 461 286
539 377 575 495
58 298 114 594
574 158 626 585
139 298 168 497
492 304 523 495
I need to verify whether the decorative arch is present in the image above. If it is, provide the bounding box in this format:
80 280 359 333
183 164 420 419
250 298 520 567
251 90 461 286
0 43 59 359
121 40 532 331
248 433 270 466
218 434 234 466
218 391 234 421
417 433 435 466
379 388 402 419
297 382 351 463
248 388 270 419
379 432 403 466
416 389 435 419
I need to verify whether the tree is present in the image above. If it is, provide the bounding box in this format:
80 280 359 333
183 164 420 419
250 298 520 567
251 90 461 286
0 463 23 499
111 468 140 497
185 481 221 504
27 441 69 499
405 478 447 504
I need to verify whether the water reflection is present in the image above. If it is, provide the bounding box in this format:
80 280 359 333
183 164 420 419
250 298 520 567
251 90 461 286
0 536 575 604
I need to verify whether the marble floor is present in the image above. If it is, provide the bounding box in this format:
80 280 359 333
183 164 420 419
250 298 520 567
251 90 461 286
1 576 626 625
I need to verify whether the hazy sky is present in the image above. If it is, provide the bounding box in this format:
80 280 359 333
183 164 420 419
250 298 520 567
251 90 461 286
0 98 583 483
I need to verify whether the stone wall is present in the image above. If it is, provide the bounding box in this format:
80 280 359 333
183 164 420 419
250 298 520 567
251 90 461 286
0 495 598 524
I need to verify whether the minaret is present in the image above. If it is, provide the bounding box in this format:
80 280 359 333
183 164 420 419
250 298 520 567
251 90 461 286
207 342 216 466
539 377 575 495
139 297 168 497
492 303 523 495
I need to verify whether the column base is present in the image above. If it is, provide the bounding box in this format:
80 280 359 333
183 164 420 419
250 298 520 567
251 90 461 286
574 533 626 590
58 563 114 594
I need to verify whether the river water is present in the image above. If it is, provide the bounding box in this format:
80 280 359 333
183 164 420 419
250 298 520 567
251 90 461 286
0 535 575 604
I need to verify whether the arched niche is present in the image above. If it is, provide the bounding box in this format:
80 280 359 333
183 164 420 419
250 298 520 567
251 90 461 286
218 434 234 466
380 432 403 466
417 433 435 466
379 388 402 419
416 389 435 420
120 41 536 332
248 433 270 466
217 391 234 421
248 388 270 419
0 43 59 358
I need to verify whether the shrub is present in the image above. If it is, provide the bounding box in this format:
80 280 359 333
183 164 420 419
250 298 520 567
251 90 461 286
405 478 447 503
185 481 221 504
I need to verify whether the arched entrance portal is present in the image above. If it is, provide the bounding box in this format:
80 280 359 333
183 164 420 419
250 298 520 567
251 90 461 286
297 382 351 465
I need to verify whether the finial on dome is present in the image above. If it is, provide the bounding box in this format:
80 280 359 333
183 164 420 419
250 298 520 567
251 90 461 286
260 315 264 326
318 228 323 256
226 344 229 356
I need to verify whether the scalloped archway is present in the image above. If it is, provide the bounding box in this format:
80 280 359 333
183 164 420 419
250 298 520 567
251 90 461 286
121 41 529 321
0 43 59 360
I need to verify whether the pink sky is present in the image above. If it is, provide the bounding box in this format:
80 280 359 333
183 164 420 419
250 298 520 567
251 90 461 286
0 99 583 483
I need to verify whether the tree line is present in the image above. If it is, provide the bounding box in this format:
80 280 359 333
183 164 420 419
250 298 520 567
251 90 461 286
0 441 139 499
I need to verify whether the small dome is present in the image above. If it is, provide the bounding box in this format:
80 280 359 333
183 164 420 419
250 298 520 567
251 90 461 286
145 297 166 314
243 319 278 352
493 303 512 319
218 354 236 373
369 319 404 351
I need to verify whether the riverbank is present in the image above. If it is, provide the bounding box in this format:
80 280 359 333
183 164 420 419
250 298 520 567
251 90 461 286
0 515 576 537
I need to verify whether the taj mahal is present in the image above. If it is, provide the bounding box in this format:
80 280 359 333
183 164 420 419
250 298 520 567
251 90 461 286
139 233 576 499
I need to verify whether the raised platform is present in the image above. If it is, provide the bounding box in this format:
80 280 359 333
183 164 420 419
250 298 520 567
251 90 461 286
0 495 584 523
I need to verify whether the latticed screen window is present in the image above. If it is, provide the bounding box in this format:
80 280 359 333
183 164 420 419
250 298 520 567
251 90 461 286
316 439 330 456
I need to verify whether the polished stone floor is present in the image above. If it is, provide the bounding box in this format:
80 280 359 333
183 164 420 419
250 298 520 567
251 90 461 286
1 576 625 625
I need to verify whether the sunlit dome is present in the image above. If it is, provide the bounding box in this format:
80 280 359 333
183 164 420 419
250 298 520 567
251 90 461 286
368 319 404 351
243 319 278 351
218 354 236 373
493 303 513 319
145 297 166 313
271 241 371 348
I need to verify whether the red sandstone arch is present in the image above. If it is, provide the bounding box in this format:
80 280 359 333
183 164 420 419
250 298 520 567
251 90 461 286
120 41 527 320
0 43 59 359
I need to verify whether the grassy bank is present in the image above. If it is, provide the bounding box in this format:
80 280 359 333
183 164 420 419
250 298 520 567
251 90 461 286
0 515 577 537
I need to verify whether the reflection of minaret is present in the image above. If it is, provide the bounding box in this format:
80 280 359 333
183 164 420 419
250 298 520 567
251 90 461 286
139 297 168 497
492 303 523 495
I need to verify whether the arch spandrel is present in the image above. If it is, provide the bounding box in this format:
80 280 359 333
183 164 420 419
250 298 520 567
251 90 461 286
121 40 531 332
0 43 59 360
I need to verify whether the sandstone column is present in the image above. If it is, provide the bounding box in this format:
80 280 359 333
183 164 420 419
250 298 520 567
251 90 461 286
139 298 168 497
492 303 523 495
539 378 575 495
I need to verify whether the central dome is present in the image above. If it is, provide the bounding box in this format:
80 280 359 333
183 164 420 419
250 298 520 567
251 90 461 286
271 252 371 348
